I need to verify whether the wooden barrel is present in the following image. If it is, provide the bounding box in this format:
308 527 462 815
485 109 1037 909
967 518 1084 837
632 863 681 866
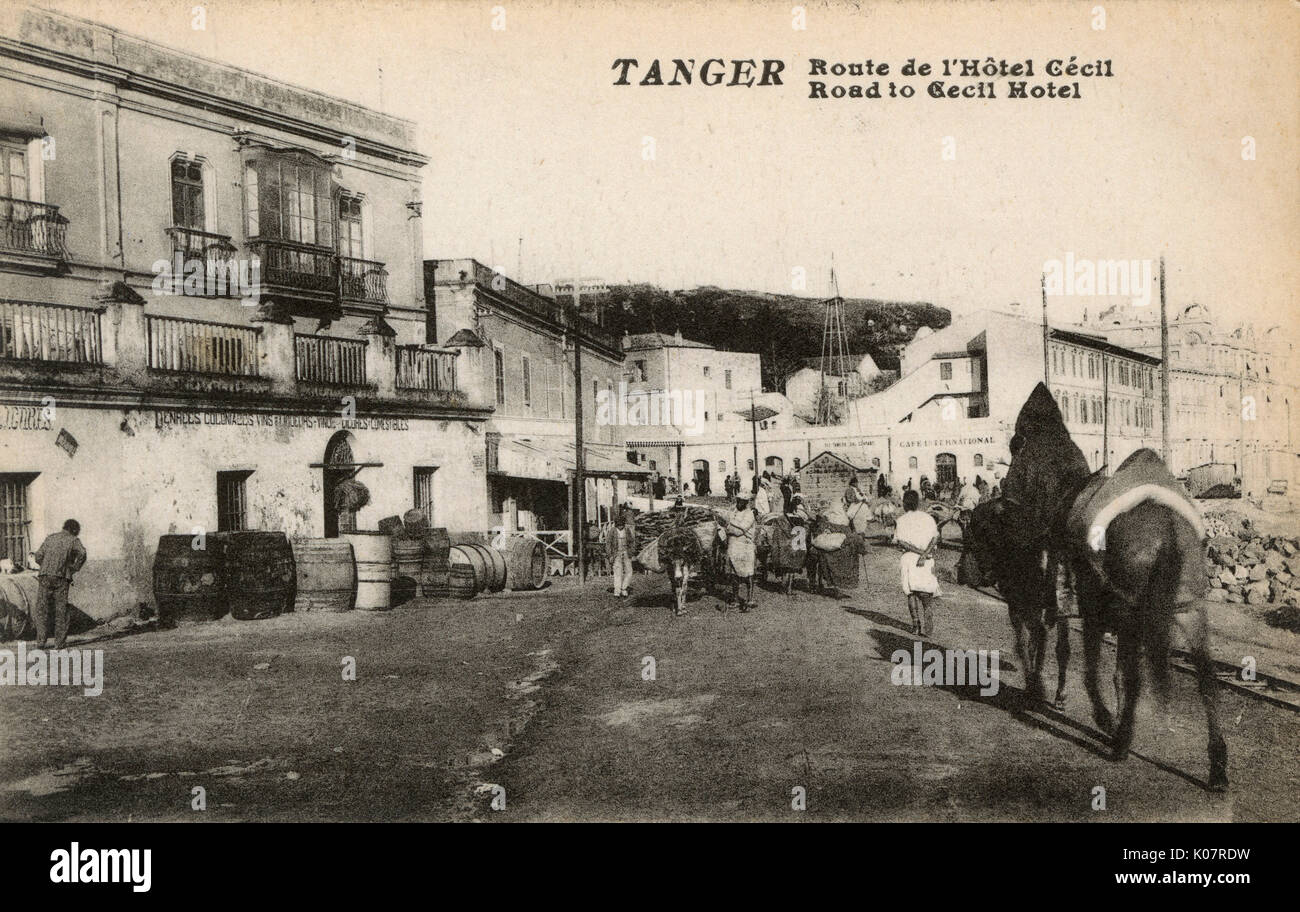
449 563 477 599
392 536 425 580
221 532 295 620
152 534 227 625
403 509 430 537
452 543 504 592
422 568 451 598
377 515 405 535
424 528 451 565
479 545 507 592
449 544 487 594
502 534 547 590
291 538 355 612
343 531 393 611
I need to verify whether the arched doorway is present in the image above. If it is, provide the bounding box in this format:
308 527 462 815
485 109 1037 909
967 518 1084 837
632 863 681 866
691 458 710 496
935 452 957 490
765 455 784 477
323 431 359 537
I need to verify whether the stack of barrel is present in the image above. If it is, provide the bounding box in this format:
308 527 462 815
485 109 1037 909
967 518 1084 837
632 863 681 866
384 510 455 603
153 531 297 625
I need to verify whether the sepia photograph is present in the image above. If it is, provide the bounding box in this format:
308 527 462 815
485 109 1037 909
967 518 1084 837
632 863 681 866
0 0 1296 880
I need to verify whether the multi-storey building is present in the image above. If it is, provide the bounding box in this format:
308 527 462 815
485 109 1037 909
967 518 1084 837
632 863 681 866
426 259 643 535
0 7 491 618
1090 302 1300 494
627 308 1163 496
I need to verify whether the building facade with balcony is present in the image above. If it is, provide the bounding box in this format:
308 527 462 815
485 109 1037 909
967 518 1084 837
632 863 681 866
0 7 491 618
426 259 645 540
1088 302 1300 496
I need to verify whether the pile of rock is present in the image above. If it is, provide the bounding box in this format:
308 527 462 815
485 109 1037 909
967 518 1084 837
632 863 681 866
1203 510 1300 629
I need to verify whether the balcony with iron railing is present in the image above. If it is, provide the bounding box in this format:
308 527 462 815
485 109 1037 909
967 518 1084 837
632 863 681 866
1 300 477 408
0 197 68 266
454 260 621 353
244 239 389 316
339 256 389 308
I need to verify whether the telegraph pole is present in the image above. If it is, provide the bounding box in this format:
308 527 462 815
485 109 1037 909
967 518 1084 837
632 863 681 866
750 389 760 492
1102 352 1110 473
572 281 586 584
1159 257 1171 464
1041 271 1050 388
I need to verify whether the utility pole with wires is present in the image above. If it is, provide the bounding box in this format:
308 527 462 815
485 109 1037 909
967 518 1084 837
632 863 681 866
815 257 852 426
1041 270 1051 389
572 278 586 584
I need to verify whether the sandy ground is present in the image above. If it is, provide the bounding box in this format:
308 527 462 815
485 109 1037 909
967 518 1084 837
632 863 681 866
2 538 1298 822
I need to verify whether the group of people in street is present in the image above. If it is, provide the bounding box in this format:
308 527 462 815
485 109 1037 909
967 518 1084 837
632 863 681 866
606 465 1006 638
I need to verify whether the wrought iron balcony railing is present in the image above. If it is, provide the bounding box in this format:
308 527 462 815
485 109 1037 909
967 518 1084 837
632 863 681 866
0 197 68 260
166 226 238 263
248 238 339 296
339 256 389 306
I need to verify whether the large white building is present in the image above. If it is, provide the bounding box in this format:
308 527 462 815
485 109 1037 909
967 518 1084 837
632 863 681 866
628 308 1163 496
1088 302 1300 495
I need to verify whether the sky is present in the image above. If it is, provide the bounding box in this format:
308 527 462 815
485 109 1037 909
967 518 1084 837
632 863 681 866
35 0 1300 332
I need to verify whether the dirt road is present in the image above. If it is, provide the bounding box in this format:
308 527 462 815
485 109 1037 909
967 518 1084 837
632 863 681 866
2 547 1297 822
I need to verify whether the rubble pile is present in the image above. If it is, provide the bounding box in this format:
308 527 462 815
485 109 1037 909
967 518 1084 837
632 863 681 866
1203 508 1300 632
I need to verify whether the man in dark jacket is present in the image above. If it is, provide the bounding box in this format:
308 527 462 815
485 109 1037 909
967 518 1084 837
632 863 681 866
33 519 87 650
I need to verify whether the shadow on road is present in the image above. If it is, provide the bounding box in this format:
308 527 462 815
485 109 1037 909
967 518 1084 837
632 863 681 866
860 623 1120 764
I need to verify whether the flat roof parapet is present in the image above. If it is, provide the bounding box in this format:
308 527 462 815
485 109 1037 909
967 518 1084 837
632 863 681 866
4 6 423 163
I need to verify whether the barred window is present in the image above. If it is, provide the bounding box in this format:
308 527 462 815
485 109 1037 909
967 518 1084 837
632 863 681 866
217 471 251 532
413 467 436 522
0 473 33 565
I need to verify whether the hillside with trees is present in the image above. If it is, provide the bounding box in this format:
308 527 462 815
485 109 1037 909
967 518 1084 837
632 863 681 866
584 285 951 392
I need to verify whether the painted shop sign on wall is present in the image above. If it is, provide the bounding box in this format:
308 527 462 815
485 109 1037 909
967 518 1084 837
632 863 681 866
896 436 996 449
153 411 412 431
0 406 54 431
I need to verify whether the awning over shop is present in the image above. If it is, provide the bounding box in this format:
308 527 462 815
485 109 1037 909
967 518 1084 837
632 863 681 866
491 437 650 482
623 426 683 449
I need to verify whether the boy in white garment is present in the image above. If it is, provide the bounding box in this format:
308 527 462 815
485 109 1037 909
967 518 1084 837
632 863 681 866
893 489 940 636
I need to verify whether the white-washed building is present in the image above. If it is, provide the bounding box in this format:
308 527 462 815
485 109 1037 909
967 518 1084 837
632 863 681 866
0 7 491 618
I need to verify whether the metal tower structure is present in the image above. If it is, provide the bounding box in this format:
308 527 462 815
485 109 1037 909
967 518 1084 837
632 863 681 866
815 262 852 425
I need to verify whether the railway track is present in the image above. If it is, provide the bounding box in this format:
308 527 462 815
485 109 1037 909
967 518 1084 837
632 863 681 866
964 582 1300 713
